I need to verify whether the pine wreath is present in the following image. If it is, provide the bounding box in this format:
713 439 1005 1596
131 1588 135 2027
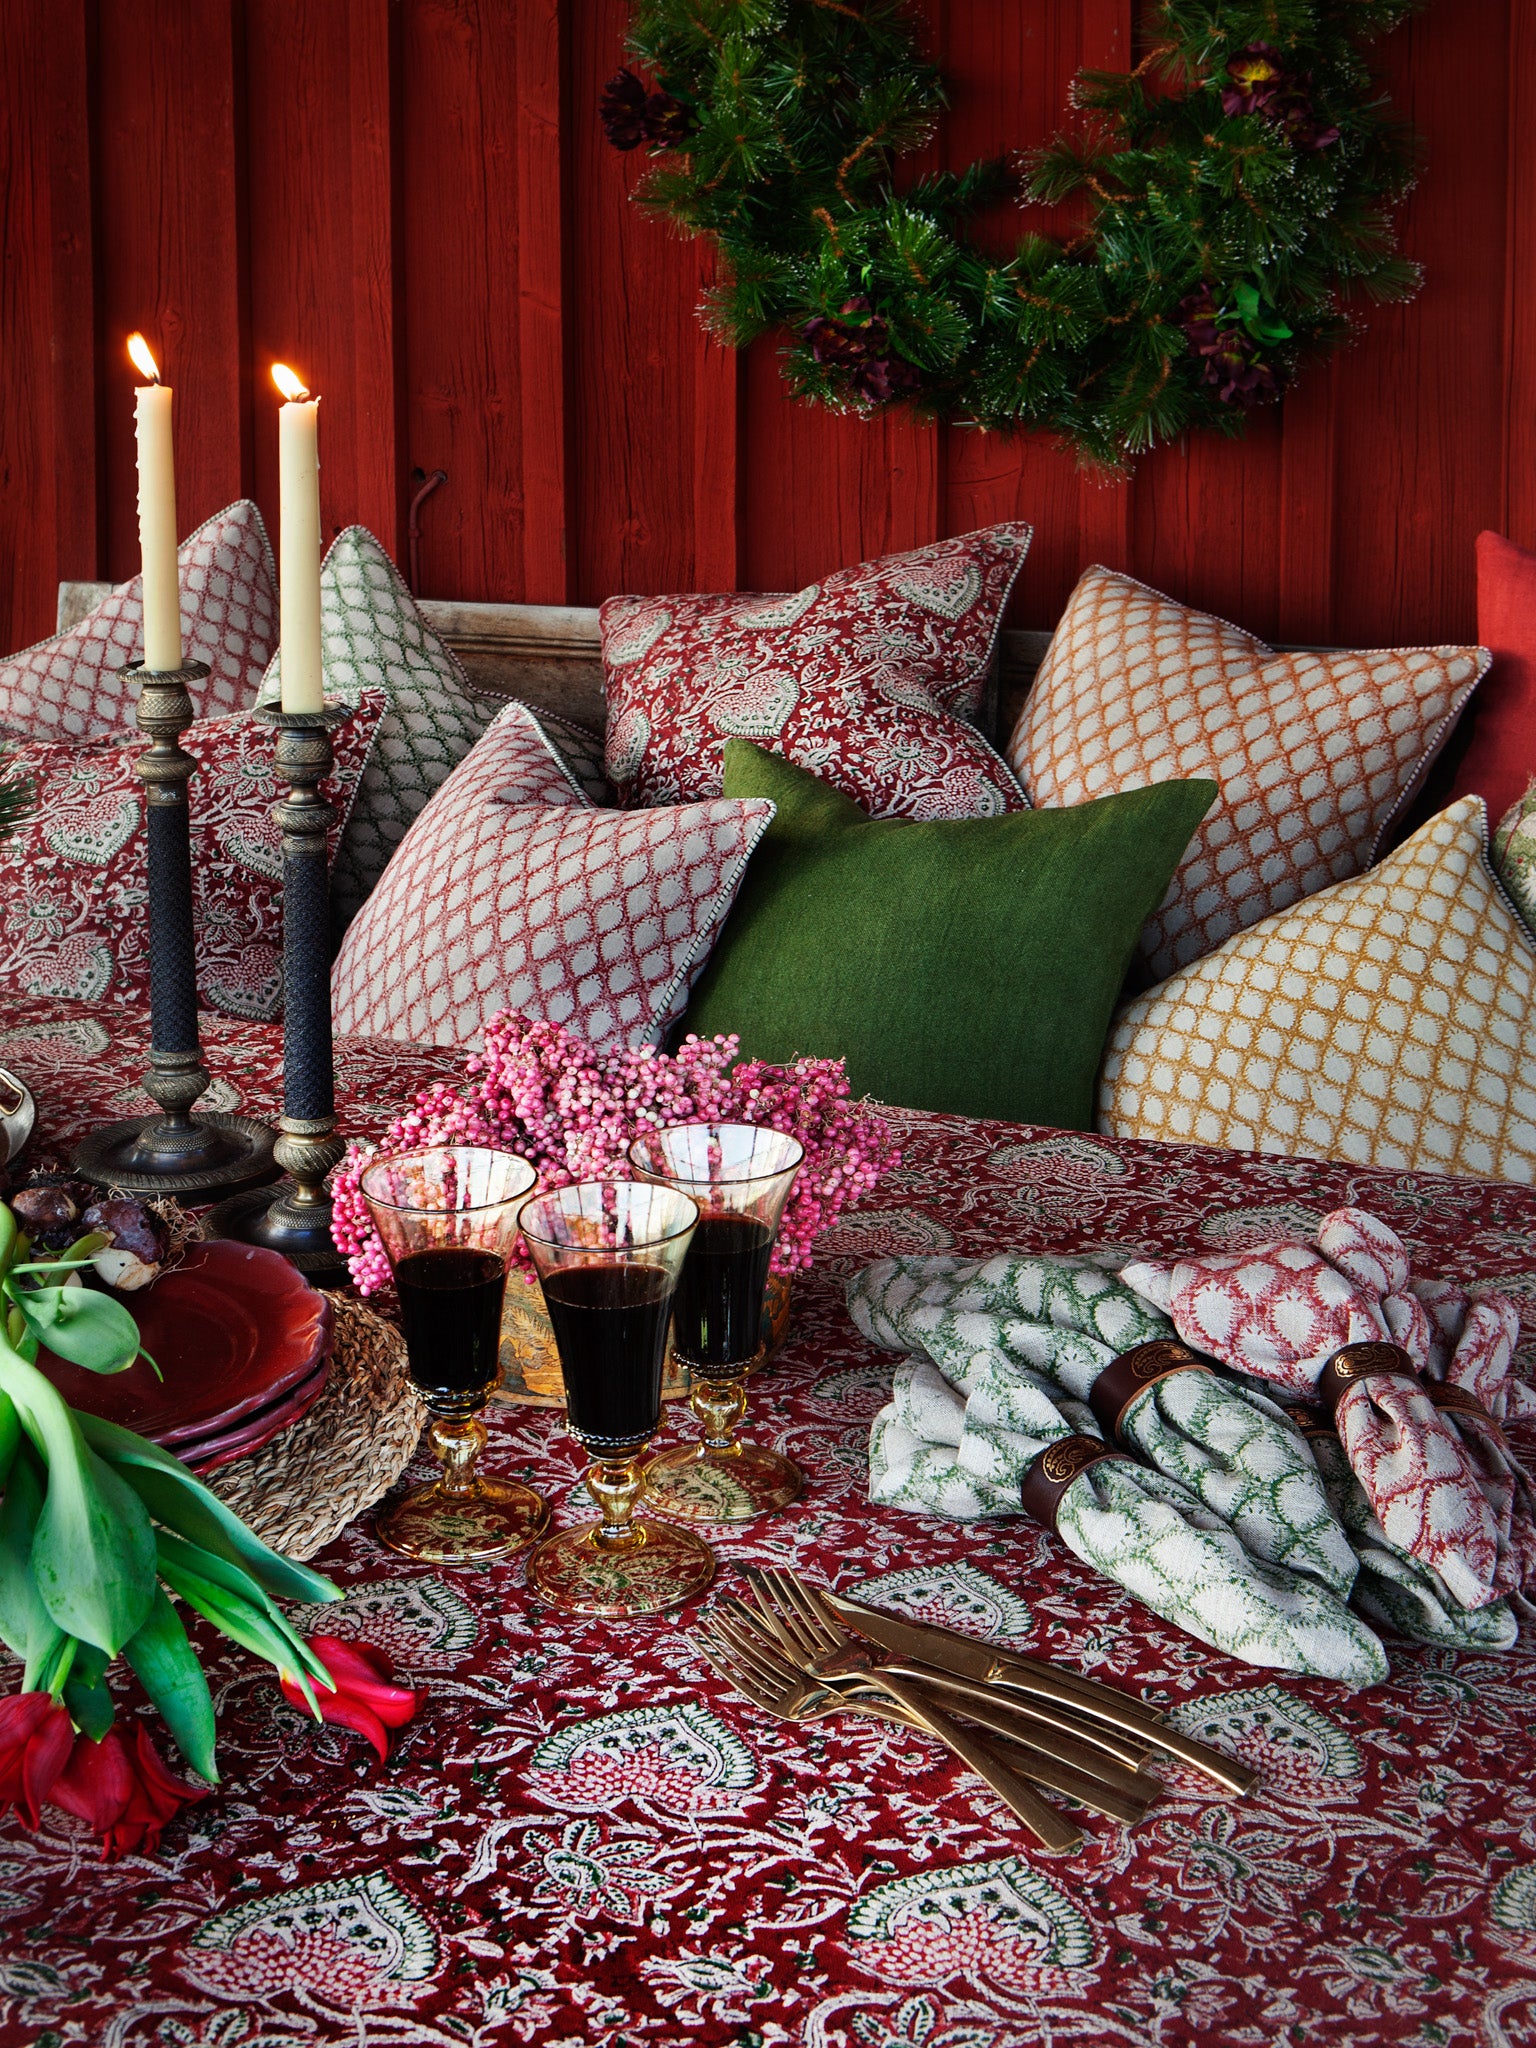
601 1 1426 465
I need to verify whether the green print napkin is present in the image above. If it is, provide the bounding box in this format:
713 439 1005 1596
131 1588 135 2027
865 1351 1388 1685
848 1254 1359 1599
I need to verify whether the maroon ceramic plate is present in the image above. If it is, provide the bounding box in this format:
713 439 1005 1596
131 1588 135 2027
38 1239 333 1444
160 1346 330 1452
176 1357 333 1473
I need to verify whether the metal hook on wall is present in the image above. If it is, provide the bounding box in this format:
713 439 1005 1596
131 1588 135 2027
407 468 448 594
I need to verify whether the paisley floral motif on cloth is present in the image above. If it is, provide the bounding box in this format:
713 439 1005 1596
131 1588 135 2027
1008 564 1488 980
600 523 1031 819
0 693 381 1020
849 1252 1359 1600
0 499 278 740
11 996 1536 2044
1122 1209 1507 1613
854 1273 1387 1684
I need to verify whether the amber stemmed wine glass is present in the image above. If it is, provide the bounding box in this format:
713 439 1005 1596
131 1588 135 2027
361 1146 546 1565
520 1180 716 1618
628 1123 804 1523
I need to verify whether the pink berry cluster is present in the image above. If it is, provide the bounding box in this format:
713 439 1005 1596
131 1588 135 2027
330 1011 899 1295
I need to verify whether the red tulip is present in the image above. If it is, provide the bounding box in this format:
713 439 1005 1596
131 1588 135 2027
281 1635 417 1762
48 1723 204 1860
0 1692 72 1828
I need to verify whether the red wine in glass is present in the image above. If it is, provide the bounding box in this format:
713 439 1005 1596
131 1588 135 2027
541 1261 674 1451
671 1213 775 1371
394 1246 507 1416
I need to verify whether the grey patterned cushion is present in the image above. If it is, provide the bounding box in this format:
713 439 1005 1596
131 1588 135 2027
259 527 503 933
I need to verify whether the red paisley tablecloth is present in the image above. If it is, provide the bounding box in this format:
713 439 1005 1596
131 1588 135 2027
6 994 1536 2048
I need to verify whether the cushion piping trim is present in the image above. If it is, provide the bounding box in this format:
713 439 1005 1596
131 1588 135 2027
1367 649 1495 863
647 799 778 1042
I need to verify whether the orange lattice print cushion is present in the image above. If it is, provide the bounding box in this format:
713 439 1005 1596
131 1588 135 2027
1008 566 1489 982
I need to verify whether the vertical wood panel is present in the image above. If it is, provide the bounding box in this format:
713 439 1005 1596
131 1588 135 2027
0 0 1527 655
515 0 569 601
0 0 97 655
93 0 248 582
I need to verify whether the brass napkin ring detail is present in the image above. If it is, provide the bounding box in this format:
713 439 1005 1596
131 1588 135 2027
1019 1435 1125 1532
1088 1338 1210 1447
1426 1381 1500 1429
1316 1341 1420 1415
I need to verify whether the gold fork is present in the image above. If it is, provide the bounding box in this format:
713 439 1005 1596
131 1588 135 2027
741 1566 1153 1776
703 1605 1155 1828
693 1612 1083 1853
762 1565 1254 1796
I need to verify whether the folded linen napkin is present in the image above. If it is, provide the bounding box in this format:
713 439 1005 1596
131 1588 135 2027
858 1307 1388 1686
1316 1209 1536 1598
1250 1386 1521 1652
1122 1213 1502 1613
848 1254 1358 1597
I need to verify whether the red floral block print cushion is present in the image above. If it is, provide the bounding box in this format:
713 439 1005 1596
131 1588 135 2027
601 523 1032 819
0 693 381 1021
0 501 278 741
1008 565 1489 982
331 701 774 1051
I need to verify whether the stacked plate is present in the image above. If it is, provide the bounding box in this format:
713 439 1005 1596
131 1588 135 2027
37 1240 334 1472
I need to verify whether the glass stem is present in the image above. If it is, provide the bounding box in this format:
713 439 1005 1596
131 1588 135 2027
588 1458 645 1550
431 1414 486 1497
690 1374 747 1455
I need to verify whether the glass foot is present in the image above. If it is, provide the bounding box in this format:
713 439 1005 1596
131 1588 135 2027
525 1518 715 1617
377 1476 549 1565
643 1440 803 1523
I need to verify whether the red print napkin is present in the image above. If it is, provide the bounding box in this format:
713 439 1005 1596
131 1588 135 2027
1122 1209 1506 1612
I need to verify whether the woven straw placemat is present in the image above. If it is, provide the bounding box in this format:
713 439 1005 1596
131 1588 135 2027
207 1294 425 1561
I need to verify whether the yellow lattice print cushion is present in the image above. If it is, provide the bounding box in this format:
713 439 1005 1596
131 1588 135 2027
1009 566 1488 983
1098 798 1536 1182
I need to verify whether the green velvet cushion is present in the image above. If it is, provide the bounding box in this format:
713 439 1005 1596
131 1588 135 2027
680 741 1215 1127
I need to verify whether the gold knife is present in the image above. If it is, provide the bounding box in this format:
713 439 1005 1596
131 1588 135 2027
825 1590 1257 1796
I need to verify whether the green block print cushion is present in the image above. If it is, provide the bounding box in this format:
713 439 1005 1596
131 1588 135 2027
1493 781 1536 943
260 527 507 933
681 741 1215 1126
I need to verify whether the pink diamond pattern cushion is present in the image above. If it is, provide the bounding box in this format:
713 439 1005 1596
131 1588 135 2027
1009 565 1489 982
1098 797 1536 1183
601 523 1032 819
0 692 381 1021
330 701 775 1051
0 501 278 740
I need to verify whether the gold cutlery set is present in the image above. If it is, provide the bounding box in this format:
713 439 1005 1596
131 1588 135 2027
694 1566 1254 1854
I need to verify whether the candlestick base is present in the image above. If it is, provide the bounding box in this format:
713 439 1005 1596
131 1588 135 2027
72 1111 278 1200
205 1120 348 1276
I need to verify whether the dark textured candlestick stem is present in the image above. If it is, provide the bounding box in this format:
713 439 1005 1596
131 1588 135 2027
72 663 276 1197
206 708 347 1274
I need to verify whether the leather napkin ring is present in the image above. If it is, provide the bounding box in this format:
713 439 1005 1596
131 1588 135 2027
1316 1341 1421 1416
1426 1381 1499 1429
1019 1435 1125 1533
1089 1338 1210 1447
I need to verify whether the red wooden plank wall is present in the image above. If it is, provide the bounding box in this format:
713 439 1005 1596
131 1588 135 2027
0 0 1524 660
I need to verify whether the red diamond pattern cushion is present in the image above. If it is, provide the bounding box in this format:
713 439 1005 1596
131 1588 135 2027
1007 565 1489 982
0 692 382 1020
600 523 1032 819
0 501 278 740
331 702 775 1050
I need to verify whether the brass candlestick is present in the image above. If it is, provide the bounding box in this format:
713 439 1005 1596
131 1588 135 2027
206 708 346 1274
72 662 277 1197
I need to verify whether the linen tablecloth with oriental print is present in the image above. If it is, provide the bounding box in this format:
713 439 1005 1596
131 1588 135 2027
6 994 1536 2048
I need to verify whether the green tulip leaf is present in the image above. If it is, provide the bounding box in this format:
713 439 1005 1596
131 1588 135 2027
0 1340 156 1654
124 1587 218 1783
76 1412 341 1607
154 1543 322 1717
153 1529 331 1687
0 1388 20 1490
10 1284 143 1375
0 1441 61 1672
62 1640 115 1742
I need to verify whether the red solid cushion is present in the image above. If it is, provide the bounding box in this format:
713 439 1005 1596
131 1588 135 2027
1447 530 1536 822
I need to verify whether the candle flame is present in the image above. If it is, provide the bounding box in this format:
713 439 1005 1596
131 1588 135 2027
271 362 311 402
127 332 160 383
